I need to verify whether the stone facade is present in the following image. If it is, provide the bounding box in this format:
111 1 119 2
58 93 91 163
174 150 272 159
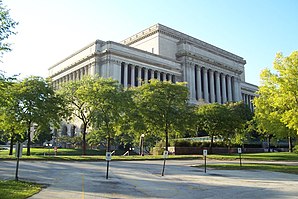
48 24 258 134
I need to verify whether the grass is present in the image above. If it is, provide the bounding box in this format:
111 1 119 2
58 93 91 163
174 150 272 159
208 152 298 161
195 163 298 175
1 148 298 161
0 147 199 161
0 180 42 199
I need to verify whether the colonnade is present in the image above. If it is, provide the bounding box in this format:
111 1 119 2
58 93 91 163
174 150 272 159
191 65 241 104
120 62 176 88
53 65 90 89
242 93 254 111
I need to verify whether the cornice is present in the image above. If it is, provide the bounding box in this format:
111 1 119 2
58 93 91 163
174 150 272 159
100 49 182 74
48 40 104 70
176 51 243 75
49 53 96 78
120 23 245 64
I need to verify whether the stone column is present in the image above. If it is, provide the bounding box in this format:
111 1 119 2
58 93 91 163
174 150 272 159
74 71 77 81
157 72 161 81
144 68 148 84
77 70 81 80
227 75 232 102
137 66 142 86
203 68 209 103
80 68 84 78
209 70 215 103
168 74 172 82
233 77 240 101
163 73 167 81
196 66 202 100
247 95 250 109
124 63 128 88
245 94 249 106
131 65 135 87
172 75 176 83
221 74 227 103
215 72 221 103
151 70 155 80
189 65 196 100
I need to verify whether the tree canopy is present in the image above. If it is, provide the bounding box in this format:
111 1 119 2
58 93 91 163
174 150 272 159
254 51 298 134
133 80 192 151
14 76 64 155
82 77 131 152
0 0 18 57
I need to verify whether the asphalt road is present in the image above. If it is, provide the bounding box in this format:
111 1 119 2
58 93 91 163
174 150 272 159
0 159 298 199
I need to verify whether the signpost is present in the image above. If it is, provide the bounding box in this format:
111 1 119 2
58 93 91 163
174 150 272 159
203 149 207 173
238 148 242 167
106 152 111 179
161 150 168 176
15 142 23 181
54 146 57 156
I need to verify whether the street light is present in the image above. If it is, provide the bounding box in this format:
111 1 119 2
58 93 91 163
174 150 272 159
140 134 145 156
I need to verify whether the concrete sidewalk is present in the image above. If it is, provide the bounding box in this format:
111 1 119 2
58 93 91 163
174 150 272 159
0 160 297 198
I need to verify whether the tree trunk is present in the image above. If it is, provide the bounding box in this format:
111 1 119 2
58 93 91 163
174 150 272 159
82 123 87 155
288 136 293 153
267 136 271 153
107 135 111 152
27 122 31 156
9 135 14 155
209 135 214 154
165 125 168 151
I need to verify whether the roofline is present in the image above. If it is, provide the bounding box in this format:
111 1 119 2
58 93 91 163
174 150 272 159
120 23 245 63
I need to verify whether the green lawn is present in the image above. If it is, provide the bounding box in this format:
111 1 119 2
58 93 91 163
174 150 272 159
0 147 199 161
195 163 298 175
208 152 298 161
0 180 42 199
1 148 298 162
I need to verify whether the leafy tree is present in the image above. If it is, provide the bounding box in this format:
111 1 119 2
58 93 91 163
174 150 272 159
82 77 131 152
0 76 26 155
134 80 191 151
196 102 252 153
14 76 64 156
225 102 253 147
58 76 97 155
196 103 228 152
33 125 52 146
0 110 26 155
0 0 18 57
254 51 298 152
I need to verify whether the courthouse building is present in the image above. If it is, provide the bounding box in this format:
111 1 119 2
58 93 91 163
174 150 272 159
49 23 257 111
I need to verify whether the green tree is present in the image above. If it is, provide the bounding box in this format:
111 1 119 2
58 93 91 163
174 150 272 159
58 76 97 155
14 76 64 156
0 0 18 57
254 51 298 152
82 77 131 152
196 103 228 152
134 80 191 151
224 102 253 149
196 102 252 153
0 76 26 155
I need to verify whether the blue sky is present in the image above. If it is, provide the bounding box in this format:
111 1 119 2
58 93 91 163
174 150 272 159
1 0 297 85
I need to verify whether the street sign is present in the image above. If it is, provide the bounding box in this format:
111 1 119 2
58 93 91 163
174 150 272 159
163 151 169 159
238 148 242 154
15 143 23 158
106 152 112 161
203 149 207 156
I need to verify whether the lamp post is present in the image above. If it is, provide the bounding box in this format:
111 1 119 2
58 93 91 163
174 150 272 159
140 134 145 156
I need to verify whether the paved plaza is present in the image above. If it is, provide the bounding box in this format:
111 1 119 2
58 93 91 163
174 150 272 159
0 159 298 198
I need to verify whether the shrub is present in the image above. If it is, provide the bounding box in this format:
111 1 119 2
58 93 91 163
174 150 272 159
294 145 298 154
